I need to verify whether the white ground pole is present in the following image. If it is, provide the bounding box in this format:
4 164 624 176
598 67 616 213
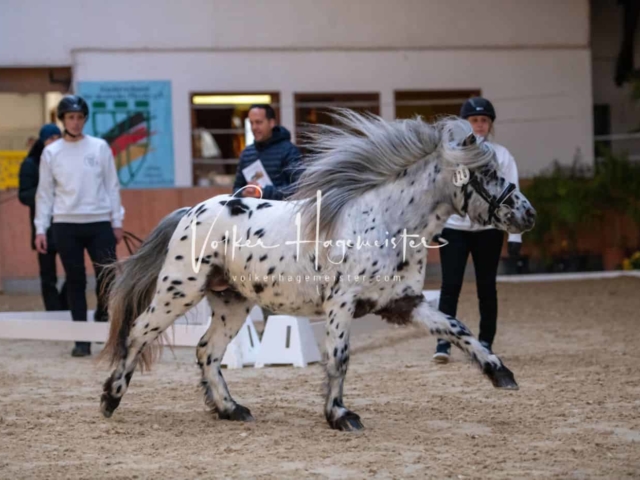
0 299 213 345
496 270 640 283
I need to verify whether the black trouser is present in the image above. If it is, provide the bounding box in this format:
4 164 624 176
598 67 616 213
52 222 117 324
438 227 504 348
37 229 68 311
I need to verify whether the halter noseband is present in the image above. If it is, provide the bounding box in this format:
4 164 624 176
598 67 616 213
463 173 516 224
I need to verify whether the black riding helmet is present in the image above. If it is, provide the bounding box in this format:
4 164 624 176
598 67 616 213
460 96 496 121
57 95 89 120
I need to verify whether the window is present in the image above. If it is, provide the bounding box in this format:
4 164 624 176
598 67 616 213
294 92 380 151
395 90 481 122
190 92 280 187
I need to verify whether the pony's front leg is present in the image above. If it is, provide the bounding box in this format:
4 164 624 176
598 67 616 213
323 307 362 431
196 291 254 421
410 299 519 389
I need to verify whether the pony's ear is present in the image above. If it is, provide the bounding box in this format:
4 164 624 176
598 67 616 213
461 133 476 147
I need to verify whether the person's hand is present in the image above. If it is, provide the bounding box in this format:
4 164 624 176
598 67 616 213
507 241 521 258
241 187 255 197
113 227 124 245
243 182 262 198
35 234 47 254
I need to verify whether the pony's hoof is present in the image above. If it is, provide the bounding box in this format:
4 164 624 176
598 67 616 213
484 363 519 390
100 393 121 418
329 411 364 431
102 408 113 419
218 404 255 422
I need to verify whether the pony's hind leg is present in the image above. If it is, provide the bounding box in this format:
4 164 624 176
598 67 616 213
410 299 518 389
100 270 207 417
196 289 254 421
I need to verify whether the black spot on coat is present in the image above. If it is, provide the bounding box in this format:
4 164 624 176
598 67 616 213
220 199 250 216
354 298 376 318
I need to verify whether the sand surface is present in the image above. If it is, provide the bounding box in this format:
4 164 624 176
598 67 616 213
1 278 639 479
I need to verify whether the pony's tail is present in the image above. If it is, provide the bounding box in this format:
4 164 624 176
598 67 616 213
98 207 190 371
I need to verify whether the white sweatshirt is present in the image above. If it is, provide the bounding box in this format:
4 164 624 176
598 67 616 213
444 141 522 243
34 135 124 235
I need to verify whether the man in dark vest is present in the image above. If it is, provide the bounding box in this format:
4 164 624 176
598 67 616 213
232 104 302 324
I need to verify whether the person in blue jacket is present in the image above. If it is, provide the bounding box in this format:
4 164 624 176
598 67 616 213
18 123 68 312
232 104 302 200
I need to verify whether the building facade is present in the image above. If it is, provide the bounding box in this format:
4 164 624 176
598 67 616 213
0 0 619 286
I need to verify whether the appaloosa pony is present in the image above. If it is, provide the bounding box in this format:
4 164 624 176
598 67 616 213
99 110 536 431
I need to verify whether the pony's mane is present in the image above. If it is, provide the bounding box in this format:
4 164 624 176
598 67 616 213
290 109 494 238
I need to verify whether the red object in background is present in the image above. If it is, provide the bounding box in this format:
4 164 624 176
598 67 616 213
109 124 150 157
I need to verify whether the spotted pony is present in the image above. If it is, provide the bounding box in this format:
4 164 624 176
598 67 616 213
99 110 536 431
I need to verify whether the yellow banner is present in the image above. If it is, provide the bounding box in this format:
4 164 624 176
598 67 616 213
0 150 27 190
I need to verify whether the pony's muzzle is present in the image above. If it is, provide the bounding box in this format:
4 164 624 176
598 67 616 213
501 204 536 234
523 206 536 230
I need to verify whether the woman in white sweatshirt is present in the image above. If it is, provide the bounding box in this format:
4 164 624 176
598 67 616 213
35 95 124 357
433 97 522 364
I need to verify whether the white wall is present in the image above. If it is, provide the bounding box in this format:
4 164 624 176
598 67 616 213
74 48 593 186
0 0 589 66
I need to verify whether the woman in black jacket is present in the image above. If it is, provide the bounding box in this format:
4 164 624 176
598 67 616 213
18 123 68 311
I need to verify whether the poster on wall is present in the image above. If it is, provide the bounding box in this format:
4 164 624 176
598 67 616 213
76 80 174 188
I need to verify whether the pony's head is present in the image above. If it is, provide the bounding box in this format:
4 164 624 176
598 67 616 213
291 109 535 239
441 128 536 234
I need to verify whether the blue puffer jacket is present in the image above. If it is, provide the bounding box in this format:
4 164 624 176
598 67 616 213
232 126 302 200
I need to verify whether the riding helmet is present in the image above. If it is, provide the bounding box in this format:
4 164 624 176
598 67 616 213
460 96 496 121
57 95 89 120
